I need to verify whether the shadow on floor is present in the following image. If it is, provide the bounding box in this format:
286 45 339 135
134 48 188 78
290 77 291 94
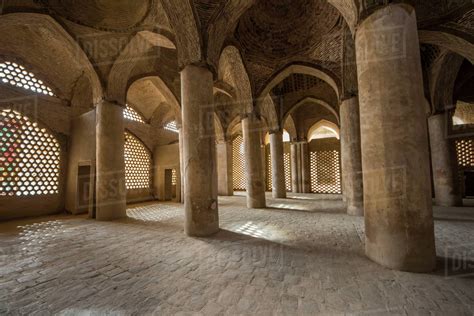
264 205 345 214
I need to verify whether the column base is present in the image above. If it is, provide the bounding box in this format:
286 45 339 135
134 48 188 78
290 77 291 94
247 198 266 209
435 195 463 207
347 205 364 216
185 226 220 237
272 192 287 199
365 234 436 273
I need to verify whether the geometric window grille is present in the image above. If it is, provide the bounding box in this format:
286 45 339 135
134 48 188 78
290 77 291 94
124 104 145 123
309 150 341 194
171 168 177 186
164 121 179 133
284 152 292 192
456 139 474 168
266 150 272 191
0 109 60 197
124 132 151 190
232 135 246 191
0 61 55 96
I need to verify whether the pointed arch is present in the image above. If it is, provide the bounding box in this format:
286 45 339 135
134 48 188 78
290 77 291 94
159 0 202 68
419 30 474 64
308 119 341 141
0 13 102 104
257 64 341 103
107 31 177 105
284 115 297 141
284 97 340 125
218 45 253 114
127 76 181 126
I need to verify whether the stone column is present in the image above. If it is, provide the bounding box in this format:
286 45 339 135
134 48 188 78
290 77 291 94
301 142 311 193
340 97 364 216
356 3 435 272
242 113 266 208
291 143 300 193
217 139 234 196
181 65 219 236
95 100 127 221
270 130 287 198
178 127 184 203
428 114 462 206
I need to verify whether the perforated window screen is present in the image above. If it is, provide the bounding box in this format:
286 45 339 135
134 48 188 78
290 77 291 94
124 104 145 123
232 135 246 191
0 109 60 197
284 152 292 191
171 169 177 186
0 61 55 96
310 150 341 194
266 149 272 191
456 139 474 168
124 132 151 190
164 121 179 133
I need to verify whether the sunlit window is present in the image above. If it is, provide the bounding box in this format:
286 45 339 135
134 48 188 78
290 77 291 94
233 135 246 191
0 109 60 197
164 121 179 133
171 169 177 186
124 132 151 190
124 104 146 123
0 61 55 96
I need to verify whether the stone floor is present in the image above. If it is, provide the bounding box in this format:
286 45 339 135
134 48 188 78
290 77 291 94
1 193 474 315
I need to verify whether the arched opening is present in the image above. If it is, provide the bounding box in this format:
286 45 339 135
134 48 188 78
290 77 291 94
0 108 63 219
307 120 342 194
307 120 340 141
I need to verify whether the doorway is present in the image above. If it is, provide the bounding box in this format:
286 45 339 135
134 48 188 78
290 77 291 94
77 163 95 218
464 171 474 198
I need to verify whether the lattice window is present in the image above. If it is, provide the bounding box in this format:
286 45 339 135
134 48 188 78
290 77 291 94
310 150 341 194
124 132 151 190
0 109 60 197
284 152 292 192
456 139 474 168
266 150 272 191
164 121 179 133
171 169 177 186
232 135 246 191
124 104 145 123
0 61 55 96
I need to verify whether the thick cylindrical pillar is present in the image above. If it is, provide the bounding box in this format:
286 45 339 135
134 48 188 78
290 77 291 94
181 65 219 236
217 140 234 196
340 97 364 216
301 142 311 193
428 114 462 206
95 100 127 221
242 114 266 208
291 143 300 193
356 3 436 272
178 127 184 203
270 131 287 198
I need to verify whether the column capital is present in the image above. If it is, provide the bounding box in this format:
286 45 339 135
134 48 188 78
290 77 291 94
268 129 283 135
358 1 415 28
340 94 359 103
180 62 218 81
101 98 125 108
